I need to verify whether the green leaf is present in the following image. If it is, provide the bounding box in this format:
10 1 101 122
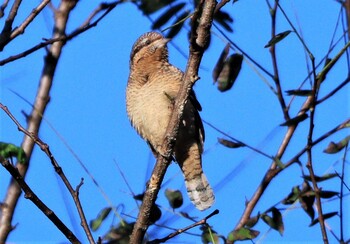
212 43 230 82
285 89 312 96
217 53 243 92
261 207 284 235
90 207 112 231
280 113 308 126
218 138 244 148
303 173 337 182
152 3 186 30
227 227 259 241
165 189 183 209
264 30 292 48
309 212 338 227
0 142 27 164
323 136 350 154
282 186 300 205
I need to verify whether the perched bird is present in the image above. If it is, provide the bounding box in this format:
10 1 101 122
126 32 214 211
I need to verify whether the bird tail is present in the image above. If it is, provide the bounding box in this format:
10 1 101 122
176 142 215 211
184 172 215 211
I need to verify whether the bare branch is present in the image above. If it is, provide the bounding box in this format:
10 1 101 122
0 0 82 242
0 103 94 243
0 0 50 51
148 209 219 243
0 1 121 66
268 1 290 120
0 156 80 243
130 1 217 243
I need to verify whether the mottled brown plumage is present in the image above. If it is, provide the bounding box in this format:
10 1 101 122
126 32 214 211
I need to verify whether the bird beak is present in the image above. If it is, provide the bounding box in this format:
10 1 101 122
155 38 171 49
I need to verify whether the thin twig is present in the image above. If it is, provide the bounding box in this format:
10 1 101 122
316 76 350 104
214 0 230 14
212 21 275 79
339 143 348 242
0 1 83 242
203 119 275 160
148 209 219 243
0 156 81 243
0 103 94 243
0 1 122 66
0 0 51 50
268 1 290 121
0 0 21 46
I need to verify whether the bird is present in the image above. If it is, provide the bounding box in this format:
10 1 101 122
126 32 214 211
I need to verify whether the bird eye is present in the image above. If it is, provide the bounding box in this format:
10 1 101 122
144 39 151 45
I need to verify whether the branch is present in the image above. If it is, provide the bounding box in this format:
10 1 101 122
129 1 217 243
0 1 122 66
268 1 290 120
0 103 94 243
148 209 219 243
0 0 21 48
0 156 80 243
0 0 50 51
0 0 80 242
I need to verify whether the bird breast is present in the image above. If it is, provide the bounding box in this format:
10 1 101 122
126 68 182 150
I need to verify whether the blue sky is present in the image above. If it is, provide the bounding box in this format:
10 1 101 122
1 0 349 243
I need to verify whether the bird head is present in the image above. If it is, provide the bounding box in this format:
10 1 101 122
130 32 170 68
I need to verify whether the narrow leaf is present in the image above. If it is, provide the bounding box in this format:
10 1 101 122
212 43 230 82
323 136 350 154
319 190 339 199
285 89 312 96
309 212 338 227
280 113 308 126
152 3 186 29
218 138 244 148
227 227 259 241
303 173 338 182
282 186 300 205
214 10 234 32
139 0 175 14
90 207 112 231
217 53 243 92
262 208 284 235
264 30 292 48
300 182 315 220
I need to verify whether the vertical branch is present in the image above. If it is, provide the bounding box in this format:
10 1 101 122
129 1 217 243
344 0 350 40
0 0 22 50
268 0 290 120
0 0 78 242
305 81 329 243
